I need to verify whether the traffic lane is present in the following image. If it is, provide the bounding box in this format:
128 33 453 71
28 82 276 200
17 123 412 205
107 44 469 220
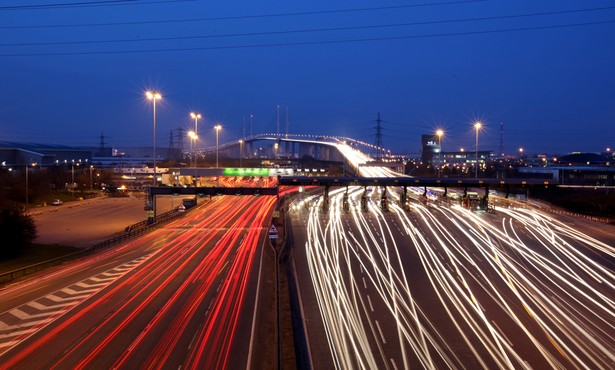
407 206 553 368
288 205 337 370
32 195 180 247
2 195 258 368
421 204 614 368
345 205 489 369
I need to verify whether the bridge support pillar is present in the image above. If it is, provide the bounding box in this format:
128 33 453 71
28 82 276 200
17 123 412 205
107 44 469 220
361 187 368 211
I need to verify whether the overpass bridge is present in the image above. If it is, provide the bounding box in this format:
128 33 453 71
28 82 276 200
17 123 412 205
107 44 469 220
146 175 554 220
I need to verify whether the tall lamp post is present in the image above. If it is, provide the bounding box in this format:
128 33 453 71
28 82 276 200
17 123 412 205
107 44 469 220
474 121 482 178
436 129 443 177
191 112 201 168
215 124 222 168
239 140 244 168
25 163 36 209
188 130 198 186
71 159 75 199
146 91 162 187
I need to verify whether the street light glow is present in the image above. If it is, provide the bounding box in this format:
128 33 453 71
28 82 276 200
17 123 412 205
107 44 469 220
190 112 201 120
146 91 162 101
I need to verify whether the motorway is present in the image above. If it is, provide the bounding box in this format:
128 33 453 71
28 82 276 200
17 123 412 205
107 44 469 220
0 195 276 369
288 187 615 369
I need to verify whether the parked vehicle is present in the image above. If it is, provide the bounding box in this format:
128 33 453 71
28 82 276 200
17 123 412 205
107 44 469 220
51 199 63 206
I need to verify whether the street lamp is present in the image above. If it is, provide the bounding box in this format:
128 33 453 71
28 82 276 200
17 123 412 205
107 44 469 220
146 90 162 187
25 163 36 209
188 130 198 185
191 112 202 169
215 124 222 168
239 139 244 168
519 147 524 160
474 121 482 178
436 129 444 177
89 165 94 189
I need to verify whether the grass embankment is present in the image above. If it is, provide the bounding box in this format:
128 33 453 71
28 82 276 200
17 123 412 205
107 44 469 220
0 243 80 274
531 187 615 219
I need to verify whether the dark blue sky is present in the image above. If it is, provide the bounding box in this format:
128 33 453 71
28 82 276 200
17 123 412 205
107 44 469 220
1 0 614 155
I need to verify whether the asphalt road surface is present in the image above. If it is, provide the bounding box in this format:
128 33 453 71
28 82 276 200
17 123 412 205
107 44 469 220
1 195 276 369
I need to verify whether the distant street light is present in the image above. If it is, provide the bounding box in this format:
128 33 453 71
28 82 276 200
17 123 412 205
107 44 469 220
146 90 162 187
436 129 444 178
215 125 222 168
474 121 482 178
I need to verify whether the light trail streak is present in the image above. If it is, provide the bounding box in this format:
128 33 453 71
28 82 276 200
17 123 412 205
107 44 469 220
299 145 614 369
1 195 276 369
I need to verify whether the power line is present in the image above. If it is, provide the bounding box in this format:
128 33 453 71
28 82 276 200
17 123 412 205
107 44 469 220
0 0 485 27
2 19 614 57
0 0 193 11
5 5 615 47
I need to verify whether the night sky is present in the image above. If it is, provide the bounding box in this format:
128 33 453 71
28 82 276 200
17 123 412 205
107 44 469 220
1 0 614 155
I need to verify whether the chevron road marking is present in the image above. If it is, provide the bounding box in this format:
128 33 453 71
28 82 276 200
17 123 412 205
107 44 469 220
0 252 158 355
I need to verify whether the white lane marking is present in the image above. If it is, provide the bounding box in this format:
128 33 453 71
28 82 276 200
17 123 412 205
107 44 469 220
375 320 386 344
390 358 399 370
27 301 77 311
362 277 367 289
367 295 375 312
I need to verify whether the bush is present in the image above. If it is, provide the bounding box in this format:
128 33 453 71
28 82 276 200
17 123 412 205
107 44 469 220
0 207 37 259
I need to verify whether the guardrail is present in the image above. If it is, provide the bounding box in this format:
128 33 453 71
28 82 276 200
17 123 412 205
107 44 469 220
0 207 192 284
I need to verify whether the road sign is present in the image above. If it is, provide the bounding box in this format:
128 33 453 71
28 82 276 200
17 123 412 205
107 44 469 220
273 211 280 218
269 224 278 239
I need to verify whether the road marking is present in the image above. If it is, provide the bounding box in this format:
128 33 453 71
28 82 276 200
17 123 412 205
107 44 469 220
375 320 386 344
367 295 374 312
390 358 399 370
362 277 367 289
27 301 77 311
0 252 157 355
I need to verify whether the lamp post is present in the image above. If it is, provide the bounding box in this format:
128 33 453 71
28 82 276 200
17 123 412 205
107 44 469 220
191 112 201 169
239 140 243 168
89 165 94 189
474 121 482 178
188 130 198 186
71 160 75 199
519 147 524 162
146 91 162 187
25 164 33 208
436 129 443 178
215 124 222 168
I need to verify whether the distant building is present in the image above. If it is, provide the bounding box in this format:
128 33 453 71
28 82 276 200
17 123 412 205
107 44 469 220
441 150 491 166
420 134 440 165
0 141 92 166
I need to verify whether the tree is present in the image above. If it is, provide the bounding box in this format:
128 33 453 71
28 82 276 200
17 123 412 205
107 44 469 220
0 206 37 259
